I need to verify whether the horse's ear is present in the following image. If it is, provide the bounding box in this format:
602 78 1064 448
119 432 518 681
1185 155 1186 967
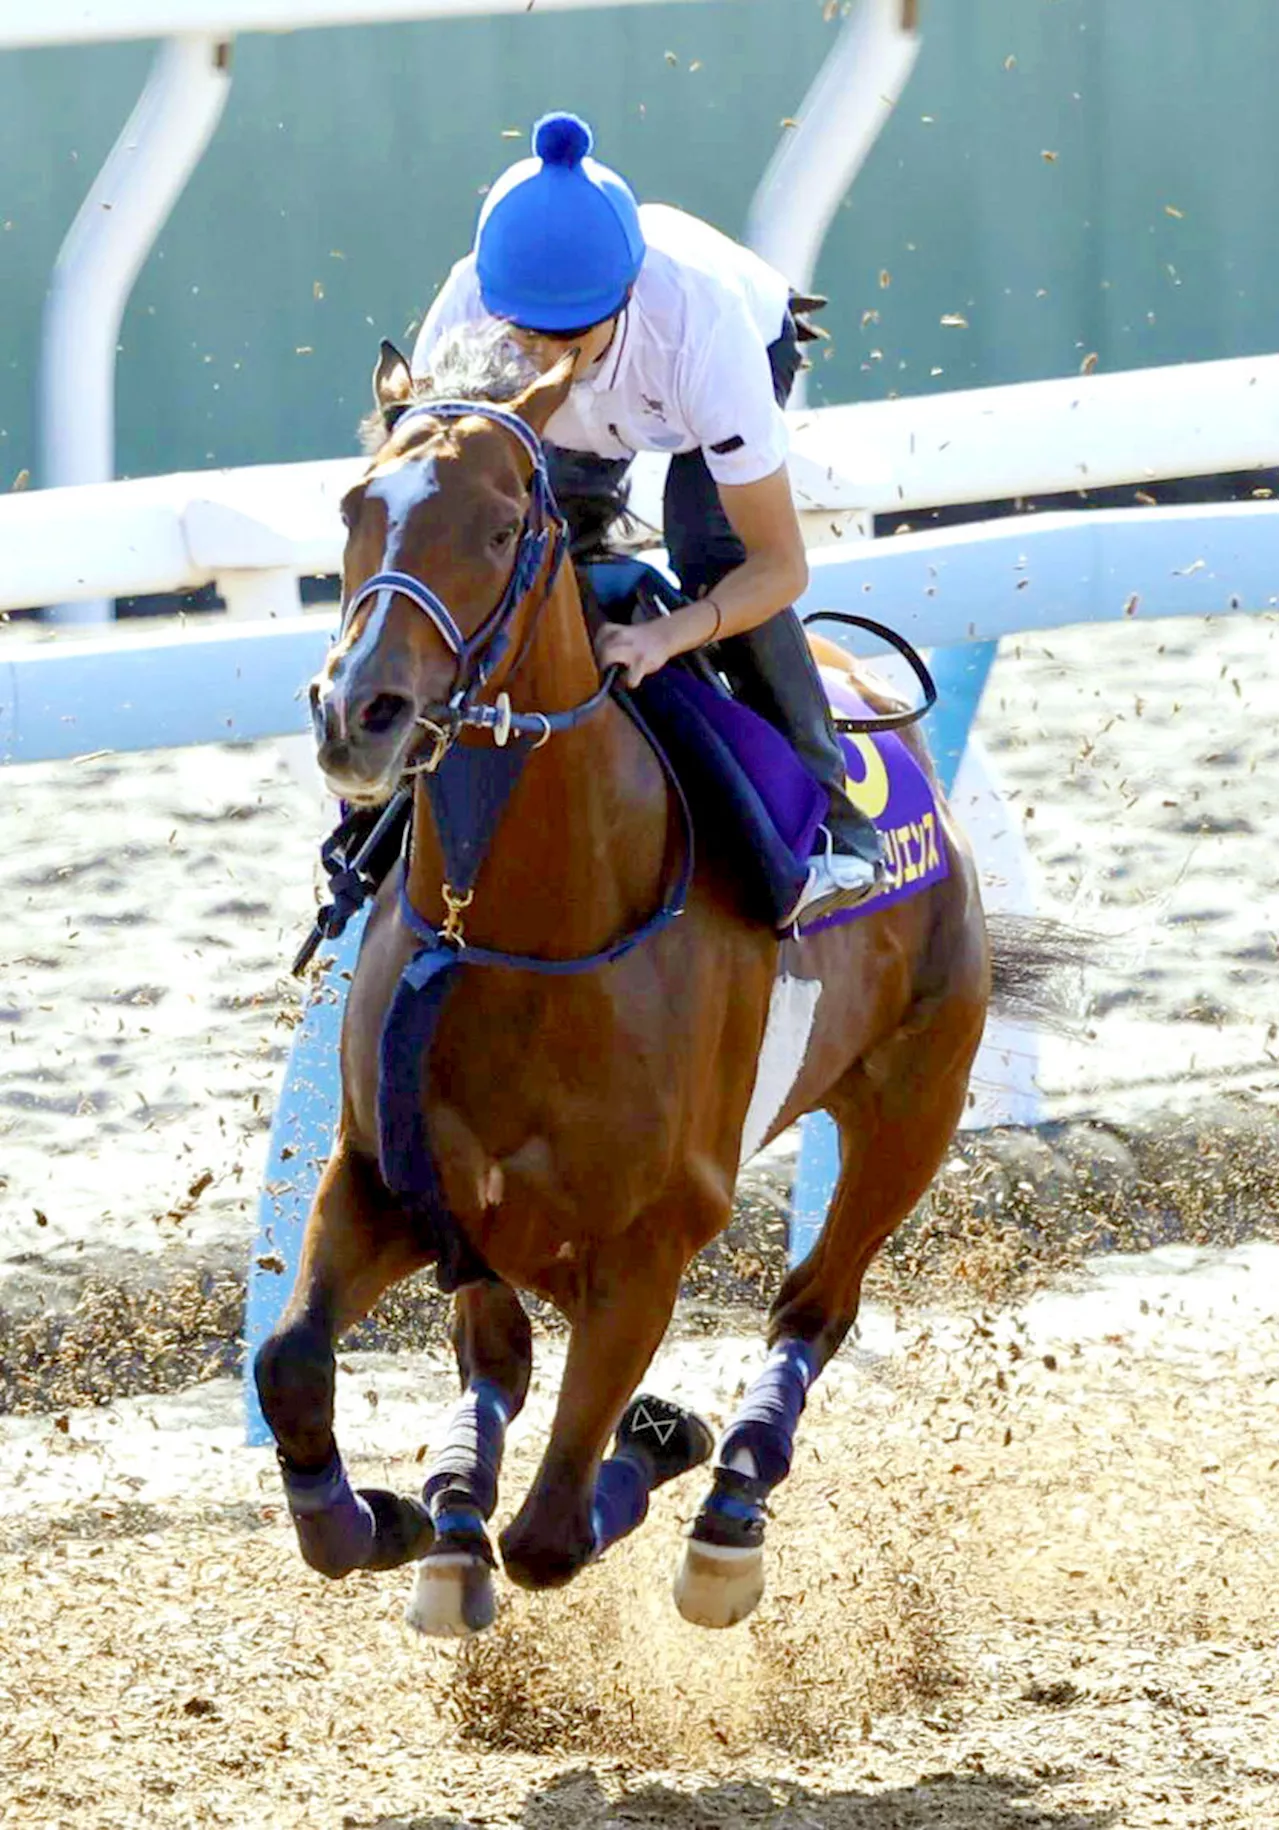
372 340 414 427
510 352 576 436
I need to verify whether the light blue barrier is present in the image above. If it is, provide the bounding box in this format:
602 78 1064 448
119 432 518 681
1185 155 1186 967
803 499 1276 638
243 910 368 1444
788 640 994 1269
0 616 330 763
3 503 1274 766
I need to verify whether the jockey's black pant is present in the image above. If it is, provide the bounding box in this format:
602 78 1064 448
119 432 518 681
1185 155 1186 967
545 311 878 863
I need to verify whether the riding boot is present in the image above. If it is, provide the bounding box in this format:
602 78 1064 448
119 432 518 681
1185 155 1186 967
715 607 882 867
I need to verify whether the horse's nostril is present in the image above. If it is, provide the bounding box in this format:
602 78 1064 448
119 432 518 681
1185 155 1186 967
358 692 411 736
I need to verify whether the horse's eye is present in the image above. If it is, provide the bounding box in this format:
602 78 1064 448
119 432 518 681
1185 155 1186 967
490 523 519 551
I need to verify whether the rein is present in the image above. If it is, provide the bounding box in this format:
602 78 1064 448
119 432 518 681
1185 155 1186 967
800 611 937 734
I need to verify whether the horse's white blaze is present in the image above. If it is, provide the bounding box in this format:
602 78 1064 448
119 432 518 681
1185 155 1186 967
342 456 442 676
340 586 394 680
738 970 822 1167
369 451 439 550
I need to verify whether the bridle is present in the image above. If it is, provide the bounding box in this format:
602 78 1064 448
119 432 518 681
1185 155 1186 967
322 395 691 968
296 397 689 974
339 400 618 772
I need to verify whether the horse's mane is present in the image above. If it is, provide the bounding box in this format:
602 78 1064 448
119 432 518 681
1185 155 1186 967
359 326 537 456
360 326 633 561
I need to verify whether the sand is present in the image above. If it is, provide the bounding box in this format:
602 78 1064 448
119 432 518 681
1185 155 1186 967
0 1240 1274 1828
0 606 1275 1828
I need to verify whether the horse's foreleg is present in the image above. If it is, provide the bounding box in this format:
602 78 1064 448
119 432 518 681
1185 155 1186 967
254 1142 436 1579
406 1280 532 1638
500 1227 692 1592
677 988 986 1628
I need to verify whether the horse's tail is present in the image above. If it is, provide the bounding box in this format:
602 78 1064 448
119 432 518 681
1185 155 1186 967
986 911 1093 1035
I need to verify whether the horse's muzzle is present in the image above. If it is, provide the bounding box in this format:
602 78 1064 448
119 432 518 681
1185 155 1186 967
311 674 416 800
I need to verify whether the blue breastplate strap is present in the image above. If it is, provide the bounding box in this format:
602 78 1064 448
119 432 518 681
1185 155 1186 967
397 691 694 973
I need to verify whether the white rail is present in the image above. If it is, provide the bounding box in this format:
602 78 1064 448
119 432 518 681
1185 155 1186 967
0 0 692 48
40 36 232 622
11 0 711 628
746 0 920 409
2 357 1274 618
0 457 353 615
790 355 1278 514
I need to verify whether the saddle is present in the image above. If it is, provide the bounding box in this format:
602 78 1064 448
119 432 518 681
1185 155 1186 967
582 558 949 930
582 556 823 926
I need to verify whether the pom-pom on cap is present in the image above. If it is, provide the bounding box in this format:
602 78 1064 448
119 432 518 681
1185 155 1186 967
475 113 646 333
533 111 592 168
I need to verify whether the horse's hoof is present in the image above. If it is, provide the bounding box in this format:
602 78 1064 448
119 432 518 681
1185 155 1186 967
674 1537 765 1629
404 1552 497 1639
358 1489 435 1572
499 1511 596 1590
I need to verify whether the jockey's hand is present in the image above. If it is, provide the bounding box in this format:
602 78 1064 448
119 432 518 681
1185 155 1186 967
593 617 675 690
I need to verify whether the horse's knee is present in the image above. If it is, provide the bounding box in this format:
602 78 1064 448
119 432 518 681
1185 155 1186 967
254 1320 334 1465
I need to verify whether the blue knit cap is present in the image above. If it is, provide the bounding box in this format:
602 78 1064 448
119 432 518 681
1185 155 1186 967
475 113 645 332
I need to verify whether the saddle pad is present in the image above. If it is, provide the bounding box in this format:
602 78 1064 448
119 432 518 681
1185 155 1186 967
796 666 950 937
632 669 823 927
633 661 948 934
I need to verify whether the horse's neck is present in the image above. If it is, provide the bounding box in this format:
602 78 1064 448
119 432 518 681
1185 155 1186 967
406 570 669 958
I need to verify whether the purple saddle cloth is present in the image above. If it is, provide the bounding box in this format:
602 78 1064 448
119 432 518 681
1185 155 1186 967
632 664 947 933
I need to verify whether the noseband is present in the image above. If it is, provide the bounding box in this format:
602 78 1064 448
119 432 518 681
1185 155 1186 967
340 400 616 768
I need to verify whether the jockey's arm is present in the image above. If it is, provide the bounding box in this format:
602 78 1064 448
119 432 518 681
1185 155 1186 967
691 464 810 641
594 464 808 688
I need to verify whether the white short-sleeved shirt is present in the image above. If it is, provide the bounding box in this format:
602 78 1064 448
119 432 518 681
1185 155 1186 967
410 204 794 488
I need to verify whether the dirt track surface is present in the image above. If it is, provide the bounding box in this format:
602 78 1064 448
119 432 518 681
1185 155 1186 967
2 1244 1275 1829
1 603 1275 1825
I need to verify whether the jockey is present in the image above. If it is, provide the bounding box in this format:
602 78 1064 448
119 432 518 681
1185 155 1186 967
411 111 883 927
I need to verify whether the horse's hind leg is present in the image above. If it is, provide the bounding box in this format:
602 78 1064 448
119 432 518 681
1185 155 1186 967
406 1280 532 1639
677 986 985 1628
254 1142 436 1579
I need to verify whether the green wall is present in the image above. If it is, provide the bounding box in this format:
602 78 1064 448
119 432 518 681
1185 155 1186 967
0 0 1275 482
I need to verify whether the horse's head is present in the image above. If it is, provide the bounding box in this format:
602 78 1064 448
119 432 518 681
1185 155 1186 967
311 339 575 804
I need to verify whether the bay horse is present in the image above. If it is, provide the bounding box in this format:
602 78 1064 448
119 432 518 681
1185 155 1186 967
254 333 991 1636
